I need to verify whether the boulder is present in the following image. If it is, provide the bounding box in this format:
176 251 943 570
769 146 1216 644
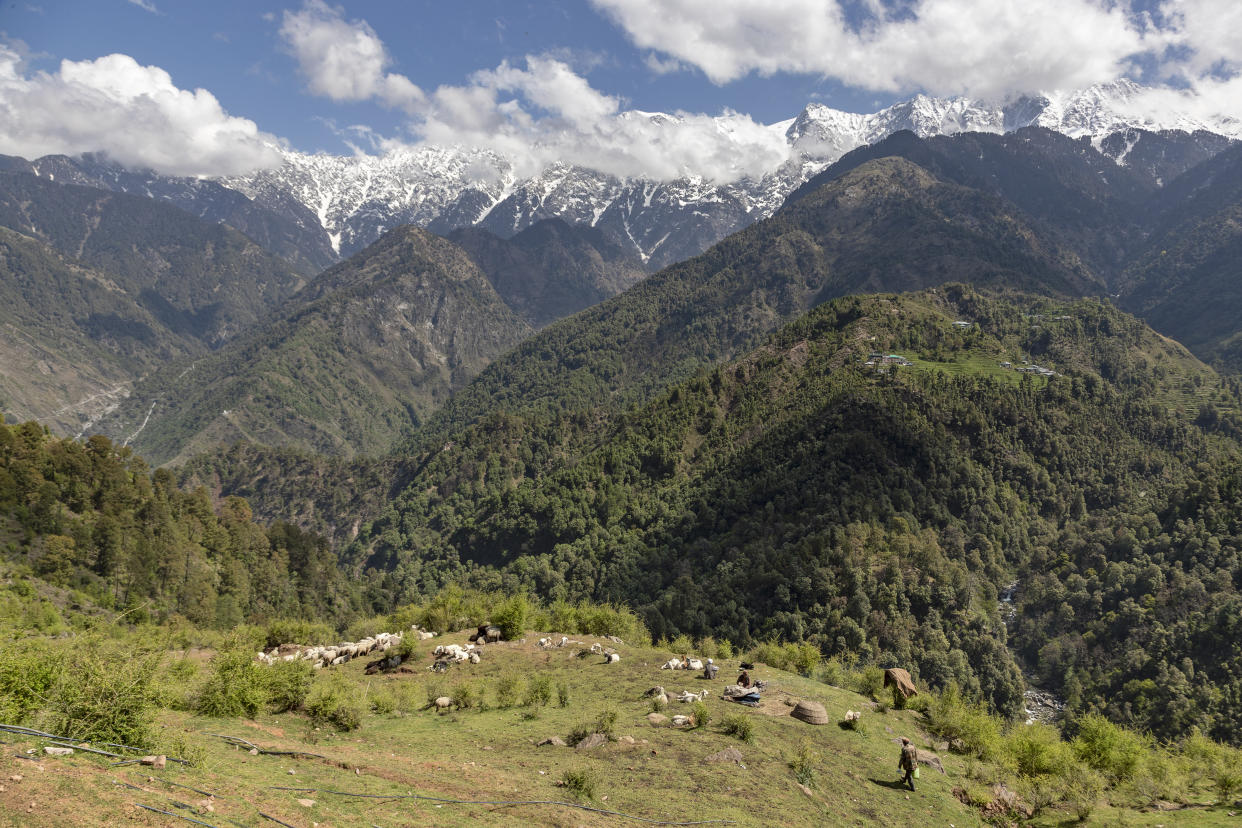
537 737 566 747
575 733 608 751
646 713 670 727
42 747 73 757
704 747 744 763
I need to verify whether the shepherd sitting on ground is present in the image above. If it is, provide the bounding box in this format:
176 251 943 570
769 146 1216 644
703 658 719 679
737 669 751 688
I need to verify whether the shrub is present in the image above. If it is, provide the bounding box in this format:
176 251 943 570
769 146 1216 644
595 706 618 738
748 640 821 676
1009 723 1076 778
304 677 363 731
493 673 522 708
720 713 754 743
816 657 847 688
1072 714 1149 782
0 638 63 724
267 660 314 713
451 682 479 710
668 633 695 655
524 674 553 707
789 741 818 787
264 619 336 649
394 636 419 662
556 682 570 708
690 699 710 729
650 697 667 713
491 594 531 641
561 768 597 800
48 639 161 749
853 666 886 701
1061 766 1104 821
369 690 396 715
195 641 270 719
924 683 1002 760
344 615 389 642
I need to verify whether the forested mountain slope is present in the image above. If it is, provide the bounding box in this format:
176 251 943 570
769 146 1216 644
0 170 306 348
336 287 1242 741
92 227 532 465
448 218 647 328
0 227 195 435
0 420 358 626
414 155 1094 455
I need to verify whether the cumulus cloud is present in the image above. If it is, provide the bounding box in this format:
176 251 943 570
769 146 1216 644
277 1 789 182
0 45 282 176
591 0 1153 98
589 0 1242 126
279 0 425 112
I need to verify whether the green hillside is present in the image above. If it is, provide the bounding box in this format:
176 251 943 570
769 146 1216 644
93 227 533 465
0 170 306 349
0 227 197 435
330 287 1242 741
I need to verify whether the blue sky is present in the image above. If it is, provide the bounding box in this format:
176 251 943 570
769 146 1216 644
2 0 1240 178
5 1 879 155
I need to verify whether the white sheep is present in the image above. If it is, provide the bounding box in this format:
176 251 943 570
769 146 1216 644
605 653 621 663
687 659 704 671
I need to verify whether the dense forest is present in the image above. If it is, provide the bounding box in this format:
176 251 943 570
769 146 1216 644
0 420 358 626
288 287 1242 742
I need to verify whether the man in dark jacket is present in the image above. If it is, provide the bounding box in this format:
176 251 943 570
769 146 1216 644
898 737 918 791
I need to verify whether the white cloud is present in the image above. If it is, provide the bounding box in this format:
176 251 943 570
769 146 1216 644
276 2 790 183
591 0 1155 99
126 0 159 13
279 0 424 112
0 45 283 176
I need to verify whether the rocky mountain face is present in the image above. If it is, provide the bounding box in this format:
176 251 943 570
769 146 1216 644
0 226 192 437
0 154 335 277
12 82 1236 278
448 218 647 328
0 169 307 349
90 227 533 465
215 81 1241 270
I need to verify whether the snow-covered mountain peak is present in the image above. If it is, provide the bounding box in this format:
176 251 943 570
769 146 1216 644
209 80 1242 268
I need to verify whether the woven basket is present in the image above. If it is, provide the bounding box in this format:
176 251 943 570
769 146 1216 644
791 700 828 725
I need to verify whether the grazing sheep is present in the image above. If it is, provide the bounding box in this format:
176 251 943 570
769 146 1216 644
605 653 621 663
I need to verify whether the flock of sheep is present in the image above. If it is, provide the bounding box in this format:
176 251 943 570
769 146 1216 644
254 626 436 670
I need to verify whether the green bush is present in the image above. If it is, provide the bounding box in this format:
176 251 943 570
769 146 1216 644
720 713 754 743
924 683 1002 760
304 677 362 731
493 673 522 708
524 674 553 707
0 638 63 724
369 690 396 715
690 699 710 729
491 594 531 641
556 682 570 708
1009 723 1076 778
264 619 337 649
267 660 314 713
344 615 389 642
790 741 819 787
48 638 162 749
747 640 821 676
853 665 885 700
195 635 272 719
451 682 479 710
595 706 618 738
1072 714 1149 782
561 767 597 800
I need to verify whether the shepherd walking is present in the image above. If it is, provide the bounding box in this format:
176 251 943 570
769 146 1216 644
898 737 918 791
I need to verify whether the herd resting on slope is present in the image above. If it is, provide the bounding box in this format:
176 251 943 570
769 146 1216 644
255 627 436 670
